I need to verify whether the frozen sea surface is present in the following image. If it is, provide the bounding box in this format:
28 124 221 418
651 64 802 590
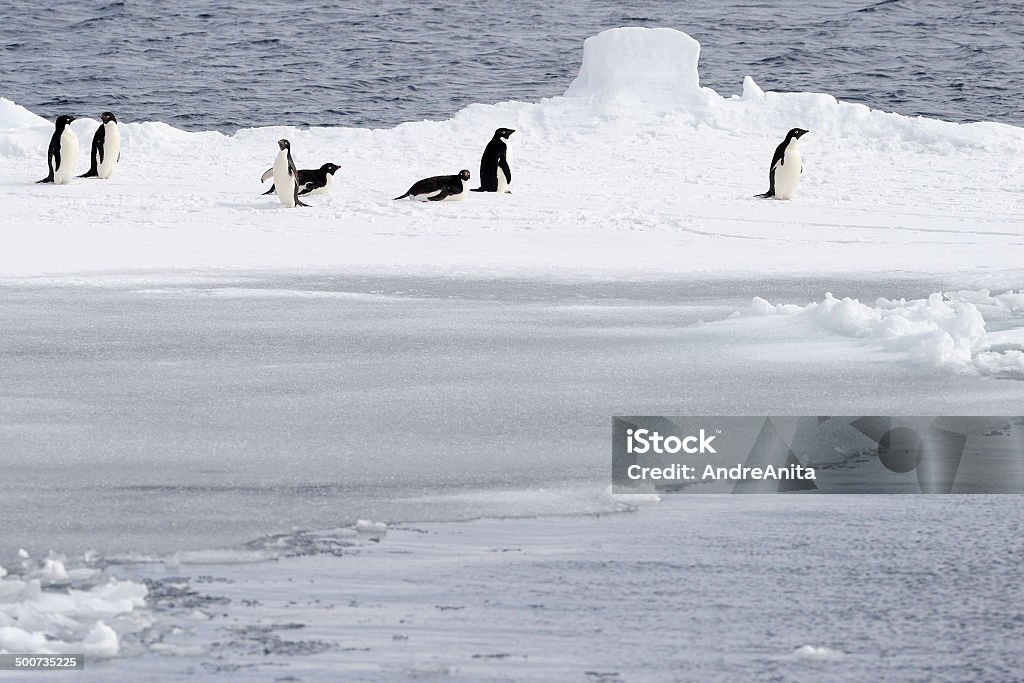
14 496 1024 682
3 274 1023 561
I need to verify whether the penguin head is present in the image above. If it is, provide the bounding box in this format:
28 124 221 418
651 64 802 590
56 115 76 128
459 169 471 181
787 128 809 140
495 128 515 140
100 112 117 124
321 163 340 175
277 139 290 151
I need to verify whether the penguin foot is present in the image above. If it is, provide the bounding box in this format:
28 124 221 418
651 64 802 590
754 191 774 199
36 177 54 184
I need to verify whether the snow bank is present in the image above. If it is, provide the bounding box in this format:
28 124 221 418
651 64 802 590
0 97 48 128
743 290 1024 376
0 554 148 657
0 28 1023 280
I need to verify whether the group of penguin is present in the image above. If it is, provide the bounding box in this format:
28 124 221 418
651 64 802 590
35 112 810 202
37 112 121 184
262 127 517 208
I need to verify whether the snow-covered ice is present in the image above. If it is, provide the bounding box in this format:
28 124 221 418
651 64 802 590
1 27 1023 681
1 28 1022 279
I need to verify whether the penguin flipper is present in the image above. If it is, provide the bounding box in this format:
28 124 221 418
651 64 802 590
260 168 274 183
498 157 511 185
427 188 453 202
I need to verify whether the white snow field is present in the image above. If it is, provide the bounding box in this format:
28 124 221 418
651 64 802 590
1 27 1024 681
1 27 1023 278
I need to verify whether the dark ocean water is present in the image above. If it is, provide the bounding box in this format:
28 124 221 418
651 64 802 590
1 0 1022 132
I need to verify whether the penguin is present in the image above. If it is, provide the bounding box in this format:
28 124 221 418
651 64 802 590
80 112 121 179
261 162 340 197
261 139 309 208
37 115 79 185
471 128 514 193
394 170 471 201
755 128 809 200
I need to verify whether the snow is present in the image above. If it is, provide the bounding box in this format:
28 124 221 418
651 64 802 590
0 551 148 658
1 28 1022 279
741 290 1024 376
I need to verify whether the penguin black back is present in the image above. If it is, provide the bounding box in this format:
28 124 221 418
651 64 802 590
395 169 471 201
471 128 514 193
755 127 808 199
81 112 118 178
37 115 76 184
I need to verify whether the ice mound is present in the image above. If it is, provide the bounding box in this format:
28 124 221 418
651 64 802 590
744 290 1024 376
564 28 710 109
0 556 148 657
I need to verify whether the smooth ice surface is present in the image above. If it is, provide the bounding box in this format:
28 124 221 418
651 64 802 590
3 275 1024 561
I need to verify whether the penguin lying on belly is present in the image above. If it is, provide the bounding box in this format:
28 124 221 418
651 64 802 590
394 169 471 201
262 162 340 197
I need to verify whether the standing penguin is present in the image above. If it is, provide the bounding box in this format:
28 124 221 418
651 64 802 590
261 139 309 208
755 128 809 200
471 128 514 193
37 115 79 185
394 170 471 201
80 112 121 179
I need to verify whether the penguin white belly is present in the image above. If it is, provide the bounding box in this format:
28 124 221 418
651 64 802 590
97 122 120 179
54 128 79 185
774 148 802 200
497 143 511 193
272 151 296 208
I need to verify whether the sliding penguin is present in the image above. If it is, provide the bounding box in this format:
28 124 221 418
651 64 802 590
80 112 121 179
261 139 309 208
394 170 471 201
37 115 79 185
262 162 340 197
471 128 514 193
755 128 808 200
